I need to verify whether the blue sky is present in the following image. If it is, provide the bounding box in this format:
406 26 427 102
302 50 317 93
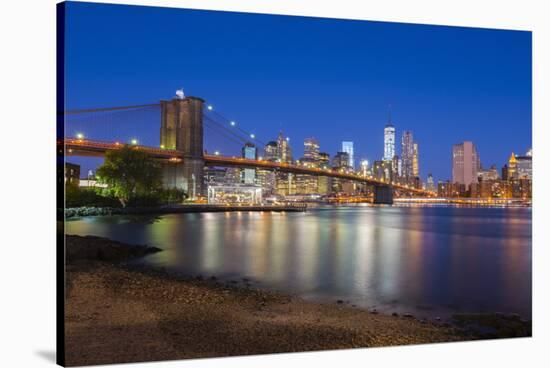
64 1 532 182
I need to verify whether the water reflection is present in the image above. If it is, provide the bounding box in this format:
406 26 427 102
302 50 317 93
66 206 532 318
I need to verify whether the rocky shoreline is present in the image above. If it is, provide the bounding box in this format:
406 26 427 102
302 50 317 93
64 235 531 367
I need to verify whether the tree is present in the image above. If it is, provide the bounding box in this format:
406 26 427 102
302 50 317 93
96 145 162 207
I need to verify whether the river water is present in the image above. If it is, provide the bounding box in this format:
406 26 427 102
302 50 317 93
66 205 532 319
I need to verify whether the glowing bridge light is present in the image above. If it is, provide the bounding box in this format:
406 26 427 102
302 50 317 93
76 133 84 140
207 105 213 110
230 121 236 126
160 144 165 149
250 133 255 139
131 139 138 145
214 150 220 155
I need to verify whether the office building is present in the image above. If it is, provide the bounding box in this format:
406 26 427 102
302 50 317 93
401 131 414 179
452 141 479 187
384 121 396 161
342 141 354 169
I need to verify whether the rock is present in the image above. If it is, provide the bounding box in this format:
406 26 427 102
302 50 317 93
209 276 217 281
403 313 414 318
369 309 379 315
392 312 399 317
336 300 344 304
242 278 250 282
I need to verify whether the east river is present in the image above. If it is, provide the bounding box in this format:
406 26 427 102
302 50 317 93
66 205 532 319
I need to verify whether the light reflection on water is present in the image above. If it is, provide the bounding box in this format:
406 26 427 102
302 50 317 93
66 206 532 318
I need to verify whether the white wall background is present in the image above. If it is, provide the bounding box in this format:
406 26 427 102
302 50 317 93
0 0 547 367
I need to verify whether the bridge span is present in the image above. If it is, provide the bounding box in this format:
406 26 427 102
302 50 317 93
63 137 433 199
62 95 435 204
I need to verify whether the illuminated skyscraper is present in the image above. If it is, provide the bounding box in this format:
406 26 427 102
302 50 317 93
426 173 435 192
401 131 414 179
264 141 278 161
412 142 419 177
452 141 479 187
384 124 395 161
304 137 320 161
277 132 292 163
342 141 354 169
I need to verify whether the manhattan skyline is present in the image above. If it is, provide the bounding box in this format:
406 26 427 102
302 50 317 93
64 2 532 182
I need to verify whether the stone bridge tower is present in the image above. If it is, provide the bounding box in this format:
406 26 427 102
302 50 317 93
160 96 204 198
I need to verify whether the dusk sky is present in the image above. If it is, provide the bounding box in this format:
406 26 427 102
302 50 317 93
65 1 532 182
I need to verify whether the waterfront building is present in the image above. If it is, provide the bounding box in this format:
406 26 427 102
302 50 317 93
401 131 414 179
452 141 479 187
426 173 435 192
296 138 322 195
384 121 396 161
241 142 257 185
224 167 242 185
204 167 226 186
516 153 532 180
276 172 296 196
318 152 332 194
207 184 262 205
257 170 276 196
65 162 80 187
342 141 354 169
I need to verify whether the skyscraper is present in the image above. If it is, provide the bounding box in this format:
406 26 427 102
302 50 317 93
384 123 395 161
277 132 292 163
401 131 414 179
304 137 320 161
427 173 435 192
342 141 354 169
452 141 479 187
264 141 278 161
241 142 257 184
412 142 419 177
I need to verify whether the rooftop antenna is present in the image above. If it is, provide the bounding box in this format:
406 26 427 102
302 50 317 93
175 88 185 100
388 104 392 124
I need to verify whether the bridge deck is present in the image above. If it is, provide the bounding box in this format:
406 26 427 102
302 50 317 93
62 138 433 195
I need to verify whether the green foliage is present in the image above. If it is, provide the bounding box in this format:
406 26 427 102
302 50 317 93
65 185 121 208
96 145 162 207
159 188 188 204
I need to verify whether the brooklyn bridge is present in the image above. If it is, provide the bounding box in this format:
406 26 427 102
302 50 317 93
60 95 434 204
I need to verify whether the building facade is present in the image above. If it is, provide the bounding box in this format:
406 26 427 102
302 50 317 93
452 141 479 187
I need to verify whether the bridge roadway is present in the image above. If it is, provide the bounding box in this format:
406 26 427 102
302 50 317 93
62 138 434 196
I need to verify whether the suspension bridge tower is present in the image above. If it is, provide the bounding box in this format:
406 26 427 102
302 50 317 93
160 95 205 198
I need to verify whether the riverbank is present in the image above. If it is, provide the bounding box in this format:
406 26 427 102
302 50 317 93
64 235 531 366
64 203 307 218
